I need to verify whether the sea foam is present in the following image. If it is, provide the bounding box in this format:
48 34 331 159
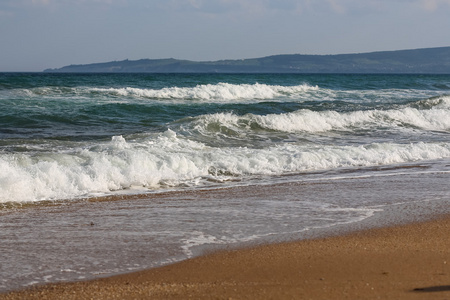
91 83 318 101
182 99 450 136
1 132 449 203
10 83 448 107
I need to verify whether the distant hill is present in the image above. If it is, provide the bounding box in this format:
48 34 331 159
44 47 450 73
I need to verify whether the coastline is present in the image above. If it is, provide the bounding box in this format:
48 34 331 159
2 71 450 299
1 213 449 299
1 170 449 298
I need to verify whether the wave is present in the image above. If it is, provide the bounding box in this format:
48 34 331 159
91 83 318 101
7 83 319 101
6 82 449 106
1 132 449 203
4 83 317 100
178 96 450 136
409 95 450 109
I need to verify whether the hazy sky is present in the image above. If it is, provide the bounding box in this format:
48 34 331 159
1 0 450 71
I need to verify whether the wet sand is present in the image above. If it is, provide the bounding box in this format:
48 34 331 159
1 215 449 300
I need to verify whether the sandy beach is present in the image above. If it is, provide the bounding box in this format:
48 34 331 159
1 214 448 300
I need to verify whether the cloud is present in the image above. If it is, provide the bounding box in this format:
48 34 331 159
21 0 450 16
421 0 450 11
326 0 346 13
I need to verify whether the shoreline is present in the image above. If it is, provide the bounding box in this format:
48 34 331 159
1 213 449 299
1 171 449 297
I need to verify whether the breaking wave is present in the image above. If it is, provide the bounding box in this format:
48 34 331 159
1 132 449 203
1 83 317 101
179 96 450 136
91 83 318 101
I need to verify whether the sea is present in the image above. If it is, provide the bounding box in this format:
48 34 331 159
1 73 449 292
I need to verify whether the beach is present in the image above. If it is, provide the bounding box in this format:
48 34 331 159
1 171 449 294
1 213 449 299
1 73 449 298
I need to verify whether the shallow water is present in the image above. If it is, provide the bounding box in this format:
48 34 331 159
1 166 449 292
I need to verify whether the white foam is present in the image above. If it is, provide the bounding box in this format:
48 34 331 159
414 95 450 109
91 83 318 102
1 132 449 203
187 103 450 134
180 231 230 257
90 85 447 104
11 84 449 108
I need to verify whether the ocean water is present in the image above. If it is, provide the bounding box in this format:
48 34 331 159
1 73 450 291
1 73 449 203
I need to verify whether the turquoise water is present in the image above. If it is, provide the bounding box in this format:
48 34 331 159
1 73 449 203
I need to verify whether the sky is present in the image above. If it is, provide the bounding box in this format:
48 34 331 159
1 0 450 71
